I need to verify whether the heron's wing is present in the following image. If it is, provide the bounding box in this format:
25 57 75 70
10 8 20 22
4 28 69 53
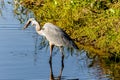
60 30 79 49
43 23 78 49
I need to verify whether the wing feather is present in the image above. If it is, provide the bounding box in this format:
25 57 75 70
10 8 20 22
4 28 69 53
43 23 78 49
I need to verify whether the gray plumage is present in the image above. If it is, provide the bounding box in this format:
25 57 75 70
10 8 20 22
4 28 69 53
39 23 78 49
23 18 78 63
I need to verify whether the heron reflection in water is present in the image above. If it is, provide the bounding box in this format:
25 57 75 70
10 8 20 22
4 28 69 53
49 60 64 80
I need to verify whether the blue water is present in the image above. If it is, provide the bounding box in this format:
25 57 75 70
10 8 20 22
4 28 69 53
0 0 110 80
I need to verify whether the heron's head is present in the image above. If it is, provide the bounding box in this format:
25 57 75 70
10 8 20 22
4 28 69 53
23 18 38 29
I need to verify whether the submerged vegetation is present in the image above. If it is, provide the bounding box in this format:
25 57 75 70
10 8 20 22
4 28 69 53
18 0 120 79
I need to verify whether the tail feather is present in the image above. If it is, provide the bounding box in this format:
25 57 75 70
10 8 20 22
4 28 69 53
71 41 79 49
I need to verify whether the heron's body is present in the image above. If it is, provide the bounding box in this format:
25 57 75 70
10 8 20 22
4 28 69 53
37 23 78 48
23 18 78 65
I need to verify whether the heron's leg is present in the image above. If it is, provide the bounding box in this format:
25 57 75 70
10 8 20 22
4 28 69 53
49 43 54 63
49 59 54 80
58 46 64 79
59 46 64 70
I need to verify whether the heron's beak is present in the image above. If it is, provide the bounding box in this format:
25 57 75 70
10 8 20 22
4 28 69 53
22 20 31 30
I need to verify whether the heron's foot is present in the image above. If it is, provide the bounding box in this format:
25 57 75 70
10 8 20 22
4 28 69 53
49 59 51 64
49 57 52 64
61 55 64 68
61 61 64 69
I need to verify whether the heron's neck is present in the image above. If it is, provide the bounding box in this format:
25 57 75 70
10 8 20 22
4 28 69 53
35 22 41 31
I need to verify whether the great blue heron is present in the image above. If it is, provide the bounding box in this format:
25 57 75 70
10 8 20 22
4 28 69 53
23 18 78 64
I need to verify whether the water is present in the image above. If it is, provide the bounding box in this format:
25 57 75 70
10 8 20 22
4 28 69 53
0 0 110 80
